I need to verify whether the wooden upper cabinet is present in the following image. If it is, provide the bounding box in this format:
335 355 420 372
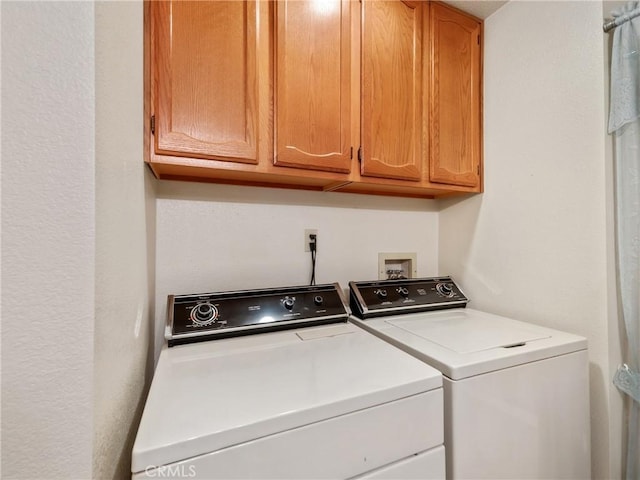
274 0 352 173
152 1 265 164
146 1 484 198
429 2 482 187
361 0 422 182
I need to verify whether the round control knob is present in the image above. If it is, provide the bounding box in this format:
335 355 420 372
397 286 409 298
375 288 388 300
282 296 296 310
190 302 218 326
436 283 454 297
313 295 324 306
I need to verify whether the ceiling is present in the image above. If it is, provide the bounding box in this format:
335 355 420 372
444 0 508 19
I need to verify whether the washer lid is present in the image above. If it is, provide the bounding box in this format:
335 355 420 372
131 323 442 473
352 308 587 380
386 312 550 353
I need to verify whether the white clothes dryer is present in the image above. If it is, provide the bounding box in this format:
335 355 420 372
349 277 591 480
132 283 445 479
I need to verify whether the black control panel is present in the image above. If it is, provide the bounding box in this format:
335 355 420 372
349 276 468 319
167 283 349 346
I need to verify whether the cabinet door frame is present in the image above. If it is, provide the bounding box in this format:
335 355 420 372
274 0 352 173
428 2 482 187
152 0 265 164
360 0 423 182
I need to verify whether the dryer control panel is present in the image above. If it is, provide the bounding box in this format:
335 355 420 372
349 277 468 319
167 283 350 346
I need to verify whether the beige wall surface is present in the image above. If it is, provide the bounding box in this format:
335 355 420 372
439 1 623 478
2 2 157 478
1 1 629 479
93 2 156 479
1 2 96 478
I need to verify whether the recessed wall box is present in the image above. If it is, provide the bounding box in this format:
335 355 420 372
378 253 417 280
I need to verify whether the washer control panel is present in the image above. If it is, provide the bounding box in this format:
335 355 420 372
349 276 468 319
168 283 349 346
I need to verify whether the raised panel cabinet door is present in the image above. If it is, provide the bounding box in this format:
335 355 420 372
274 0 351 173
153 1 264 163
361 0 422 182
429 3 482 187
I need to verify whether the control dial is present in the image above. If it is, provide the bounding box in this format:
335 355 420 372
190 302 219 326
436 283 454 298
313 295 324 306
282 296 296 310
375 288 388 300
396 286 409 298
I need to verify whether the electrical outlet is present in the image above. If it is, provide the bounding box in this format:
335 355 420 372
304 229 318 252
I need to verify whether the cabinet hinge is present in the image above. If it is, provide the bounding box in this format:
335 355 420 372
150 115 156 135
477 164 480 175
350 146 353 159
477 35 480 45
358 147 362 163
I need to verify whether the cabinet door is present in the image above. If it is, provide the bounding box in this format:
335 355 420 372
274 0 351 173
429 3 482 187
152 1 265 163
361 0 422 182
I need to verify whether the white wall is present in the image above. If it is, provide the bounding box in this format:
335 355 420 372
1 3 95 478
2 2 155 478
1 1 627 479
154 181 439 356
438 1 622 478
93 2 156 479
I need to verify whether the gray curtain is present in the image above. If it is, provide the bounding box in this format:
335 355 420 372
609 2 640 479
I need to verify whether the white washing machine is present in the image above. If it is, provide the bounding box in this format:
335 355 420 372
349 277 591 480
132 283 445 479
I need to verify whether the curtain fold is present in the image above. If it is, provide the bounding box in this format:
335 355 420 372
609 2 640 479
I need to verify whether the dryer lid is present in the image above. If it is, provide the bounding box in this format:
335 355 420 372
132 322 442 473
